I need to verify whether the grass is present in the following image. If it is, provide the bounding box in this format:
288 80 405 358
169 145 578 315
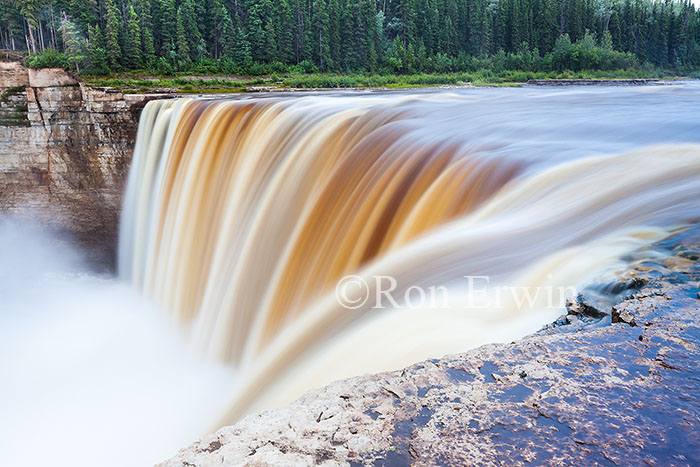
0 85 30 127
82 68 681 94
1 85 27 100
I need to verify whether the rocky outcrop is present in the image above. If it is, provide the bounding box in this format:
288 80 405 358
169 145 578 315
526 78 662 86
0 58 168 268
161 233 700 466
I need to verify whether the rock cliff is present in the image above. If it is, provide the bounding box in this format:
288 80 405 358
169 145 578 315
0 57 165 268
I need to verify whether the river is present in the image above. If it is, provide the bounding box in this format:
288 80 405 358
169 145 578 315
2 82 700 466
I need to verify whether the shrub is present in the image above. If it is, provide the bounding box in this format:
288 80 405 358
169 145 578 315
25 49 70 69
551 31 638 72
155 57 174 75
297 59 319 74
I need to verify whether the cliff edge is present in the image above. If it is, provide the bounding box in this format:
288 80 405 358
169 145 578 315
0 57 166 267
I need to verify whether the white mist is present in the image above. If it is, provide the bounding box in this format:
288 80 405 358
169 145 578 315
0 219 236 467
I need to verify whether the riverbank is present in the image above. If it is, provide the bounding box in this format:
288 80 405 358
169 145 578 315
83 69 691 94
161 228 700 466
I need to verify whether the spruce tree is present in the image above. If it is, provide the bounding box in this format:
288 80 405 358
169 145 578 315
176 6 191 68
134 0 156 67
158 0 177 58
14 0 40 53
87 24 109 74
180 0 205 59
59 13 85 71
103 0 122 71
125 4 142 69
5 0 700 74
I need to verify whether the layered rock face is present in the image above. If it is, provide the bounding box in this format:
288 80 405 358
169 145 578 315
0 58 162 267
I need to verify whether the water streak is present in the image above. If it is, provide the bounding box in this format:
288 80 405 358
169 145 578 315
119 88 700 420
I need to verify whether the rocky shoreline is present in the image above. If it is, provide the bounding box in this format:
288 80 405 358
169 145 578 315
525 78 663 86
161 230 700 466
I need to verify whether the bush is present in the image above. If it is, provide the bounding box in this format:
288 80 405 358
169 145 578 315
217 58 241 74
190 58 219 74
25 49 71 69
155 57 174 75
296 59 319 74
428 53 455 73
552 32 638 72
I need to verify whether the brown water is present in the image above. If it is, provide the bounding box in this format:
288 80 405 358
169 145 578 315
118 85 700 420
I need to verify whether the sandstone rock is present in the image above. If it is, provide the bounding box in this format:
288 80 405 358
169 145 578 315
0 58 171 267
28 67 78 87
611 307 637 326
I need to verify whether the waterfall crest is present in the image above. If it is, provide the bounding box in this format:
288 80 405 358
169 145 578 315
119 94 700 419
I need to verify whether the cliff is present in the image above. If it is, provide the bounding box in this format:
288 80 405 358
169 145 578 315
160 232 700 466
0 57 166 268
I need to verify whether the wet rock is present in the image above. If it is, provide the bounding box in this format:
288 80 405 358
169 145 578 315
611 307 637 326
526 78 662 86
565 293 608 319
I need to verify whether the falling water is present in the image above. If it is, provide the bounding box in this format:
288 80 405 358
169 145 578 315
119 86 700 421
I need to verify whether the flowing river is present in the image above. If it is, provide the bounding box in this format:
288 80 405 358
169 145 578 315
2 83 700 466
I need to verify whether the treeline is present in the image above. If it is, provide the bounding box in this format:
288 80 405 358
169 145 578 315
1 0 699 75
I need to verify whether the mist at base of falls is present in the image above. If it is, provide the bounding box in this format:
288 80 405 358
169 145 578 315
0 219 237 467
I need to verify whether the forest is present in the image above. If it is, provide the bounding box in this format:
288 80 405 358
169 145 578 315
1 0 699 77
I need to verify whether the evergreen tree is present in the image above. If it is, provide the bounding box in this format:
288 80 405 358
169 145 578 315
7 0 700 75
59 12 85 71
180 0 205 59
176 6 191 68
0 0 23 50
125 4 142 69
103 0 122 71
69 0 97 33
246 0 267 62
311 0 330 69
157 0 177 58
86 23 109 73
134 0 156 66
14 0 40 53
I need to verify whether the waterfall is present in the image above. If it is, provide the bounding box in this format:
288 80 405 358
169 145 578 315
119 92 700 421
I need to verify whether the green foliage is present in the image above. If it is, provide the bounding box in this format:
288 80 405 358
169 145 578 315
103 0 122 71
125 5 142 70
552 31 638 71
59 13 86 72
175 6 190 69
157 0 177 56
134 0 156 66
25 48 71 68
83 66 668 95
296 59 318 74
86 24 109 74
180 0 204 58
4 0 698 77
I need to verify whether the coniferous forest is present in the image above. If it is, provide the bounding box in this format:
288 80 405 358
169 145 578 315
1 0 699 78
